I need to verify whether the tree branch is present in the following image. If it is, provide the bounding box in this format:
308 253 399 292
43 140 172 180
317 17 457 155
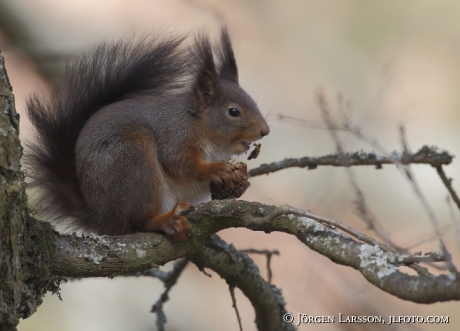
1 50 46 330
249 146 453 177
188 235 295 331
436 165 460 211
239 249 279 284
34 199 459 304
150 258 189 331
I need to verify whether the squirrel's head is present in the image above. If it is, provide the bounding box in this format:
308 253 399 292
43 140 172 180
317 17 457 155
189 28 270 157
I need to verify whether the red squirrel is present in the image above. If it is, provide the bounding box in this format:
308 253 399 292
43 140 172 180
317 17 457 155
25 29 269 241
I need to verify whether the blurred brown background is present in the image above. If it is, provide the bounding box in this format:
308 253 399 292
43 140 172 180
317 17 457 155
1 0 460 330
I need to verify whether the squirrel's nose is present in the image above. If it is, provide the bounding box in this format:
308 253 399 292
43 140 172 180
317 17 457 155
260 123 270 137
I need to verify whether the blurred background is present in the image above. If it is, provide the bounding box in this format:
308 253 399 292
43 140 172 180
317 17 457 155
2 0 460 330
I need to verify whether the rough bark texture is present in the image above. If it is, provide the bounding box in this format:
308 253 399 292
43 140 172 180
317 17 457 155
0 50 29 331
0 51 61 331
37 198 460 304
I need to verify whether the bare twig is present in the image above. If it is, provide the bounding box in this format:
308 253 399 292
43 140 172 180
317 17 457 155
277 113 346 130
248 147 453 177
150 258 189 331
404 224 453 250
189 234 296 331
317 91 403 252
240 249 280 284
446 196 460 251
338 101 456 273
312 93 457 274
397 252 448 264
439 167 460 252
228 283 244 331
398 125 457 274
436 165 460 211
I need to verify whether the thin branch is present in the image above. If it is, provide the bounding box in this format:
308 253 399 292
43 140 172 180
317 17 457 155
306 92 458 274
318 92 403 252
240 249 280 284
248 147 453 177
189 235 296 331
150 258 189 331
277 113 346 130
334 101 457 272
228 283 243 331
333 97 457 273
333 104 456 273
404 224 453 250
396 252 448 265
447 195 460 252
436 165 460 212
398 125 457 274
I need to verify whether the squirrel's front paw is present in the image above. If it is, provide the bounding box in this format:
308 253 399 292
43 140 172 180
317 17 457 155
210 162 250 200
209 162 235 189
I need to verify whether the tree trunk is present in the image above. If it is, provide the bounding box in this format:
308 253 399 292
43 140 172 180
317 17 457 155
0 50 50 331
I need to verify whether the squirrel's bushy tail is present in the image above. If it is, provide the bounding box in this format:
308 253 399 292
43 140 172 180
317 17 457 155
25 33 189 230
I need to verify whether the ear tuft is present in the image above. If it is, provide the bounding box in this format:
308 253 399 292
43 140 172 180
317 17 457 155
217 28 239 84
191 33 220 115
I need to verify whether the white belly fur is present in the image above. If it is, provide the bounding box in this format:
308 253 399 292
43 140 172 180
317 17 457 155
159 140 234 213
160 179 211 213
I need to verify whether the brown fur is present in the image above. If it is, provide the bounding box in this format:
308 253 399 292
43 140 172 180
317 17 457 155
25 28 269 240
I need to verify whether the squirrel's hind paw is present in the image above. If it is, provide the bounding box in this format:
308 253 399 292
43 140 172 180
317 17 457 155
143 202 192 241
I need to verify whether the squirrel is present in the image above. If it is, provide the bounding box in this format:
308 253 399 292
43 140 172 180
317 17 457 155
25 28 270 241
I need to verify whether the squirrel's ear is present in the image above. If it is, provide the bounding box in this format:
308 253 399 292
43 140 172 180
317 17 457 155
191 33 220 115
217 28 239 84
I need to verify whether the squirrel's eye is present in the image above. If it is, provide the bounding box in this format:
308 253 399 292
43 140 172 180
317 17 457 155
228 107 241 117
